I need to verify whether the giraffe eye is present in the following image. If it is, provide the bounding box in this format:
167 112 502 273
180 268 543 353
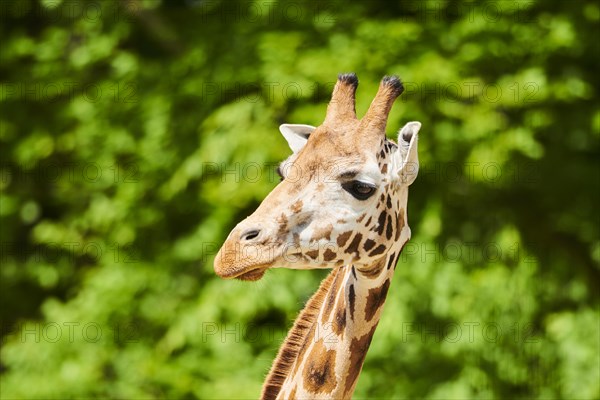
276 165 284 182
342 181 377 200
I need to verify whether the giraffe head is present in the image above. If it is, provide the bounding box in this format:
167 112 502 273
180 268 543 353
214 73 420 281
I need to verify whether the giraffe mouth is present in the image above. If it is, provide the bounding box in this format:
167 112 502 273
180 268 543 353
235 267 267 281
214 242 304 281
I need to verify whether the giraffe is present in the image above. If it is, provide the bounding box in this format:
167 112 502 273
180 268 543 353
214 73 421 399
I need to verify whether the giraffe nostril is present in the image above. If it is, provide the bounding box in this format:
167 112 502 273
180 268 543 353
241 229 261 242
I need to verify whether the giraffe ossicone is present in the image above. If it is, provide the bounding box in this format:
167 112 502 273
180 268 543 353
214 73 421 399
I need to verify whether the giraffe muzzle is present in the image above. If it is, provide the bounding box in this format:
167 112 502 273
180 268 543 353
213 222 281 280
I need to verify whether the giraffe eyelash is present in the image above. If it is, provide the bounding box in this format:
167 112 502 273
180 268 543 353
276 165 284 182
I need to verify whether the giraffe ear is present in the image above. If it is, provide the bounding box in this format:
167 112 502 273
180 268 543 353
279 124 316 153
395 121 421 185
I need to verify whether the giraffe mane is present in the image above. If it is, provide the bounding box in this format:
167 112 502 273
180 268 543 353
260 267 341 400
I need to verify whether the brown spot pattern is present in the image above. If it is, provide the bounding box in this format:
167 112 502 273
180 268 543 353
363 239 376 252
395 209 405 241
398 209 405 229
290 200 303 214
375 211 387 235
343 325 378 398
306 249 319 260
368 244 387 257
344 233 362 255
303 339 337 394
386 214 393 240
386 252 396 270
348 284 356 320
364 279 390 322
323 248 337 262
337 231 352 247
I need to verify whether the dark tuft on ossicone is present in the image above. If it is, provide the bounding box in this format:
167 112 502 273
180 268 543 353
338 72 359 87
381 75 404 96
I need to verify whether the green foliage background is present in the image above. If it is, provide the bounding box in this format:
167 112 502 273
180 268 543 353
1 0 599 398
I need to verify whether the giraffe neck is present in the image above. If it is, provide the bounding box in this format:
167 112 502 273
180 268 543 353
261 248 402 400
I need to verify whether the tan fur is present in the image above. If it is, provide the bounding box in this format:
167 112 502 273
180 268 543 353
261 268 342 400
